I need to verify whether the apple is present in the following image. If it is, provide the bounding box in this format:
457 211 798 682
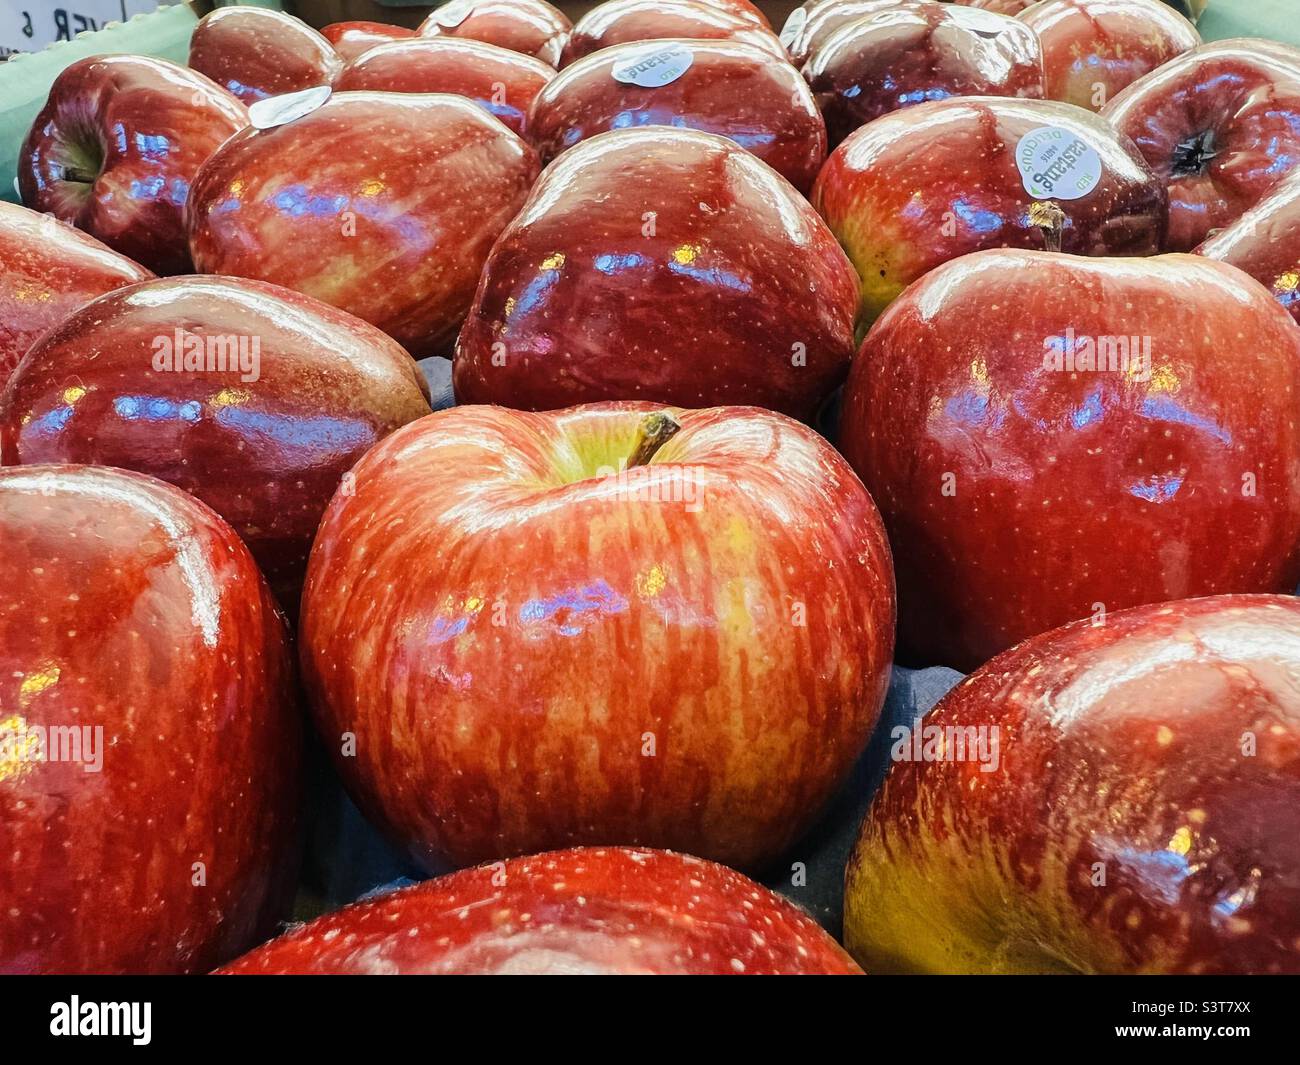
188 7 343 105
1197 170 1300 327
700 0 772 27
335 38 555 137
320 21 417 64
17 55 248 277
0 201 152 389
419 0 571 67
0 464 299 974
1102 40 1300 251
782 1 920 68
219 847 861 974
950 0 1038 12
187 91 540 359
838 248 1300 672
813 97 1167 326
526 40 826 193
1019 0 1201 113
561 0 786 68
845 594 1300 975
455 127 858 418
0 275 432 612
298 402 895 873
805 2 1046 147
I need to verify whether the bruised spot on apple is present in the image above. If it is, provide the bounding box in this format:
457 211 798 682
560 0 787 68
0 465 299 974
454 126 858 418
299 402 895 874
320 21 417 64
839 249 1300 672
419 0 572 68
845 595 1300 975
188 6 343 106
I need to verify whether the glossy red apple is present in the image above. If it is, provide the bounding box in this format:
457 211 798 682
0 464 299 974
1102 39 1300 251
336 38 554 136
951 0 1038 12
188 6 343 105
220 847 861 974
455 127 858 418
561 0 786 68
846 594 1300 975
839 249 1300 671
805 2 1046 146
0 201 152 388
419 0 571 67
187 91 540 358
1197 169 1300 326
320 21 417 64
1019 0 1201 113
0 276 431 610
782 1 919 68
700 0 771 26
299 402 895 872
813 97 1166 325
17 55 248 276
526 39 825 193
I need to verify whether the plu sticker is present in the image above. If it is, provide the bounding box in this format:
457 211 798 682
952 7 1011 37
779 7 808 49
432 0 476 28
1016 126 1103 201
612 44 695 88
248 86 333 131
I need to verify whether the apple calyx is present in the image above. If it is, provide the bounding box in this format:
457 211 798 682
1028 200 1066 253
627 410 682 468
59 165 98 184
1171 128 1219 178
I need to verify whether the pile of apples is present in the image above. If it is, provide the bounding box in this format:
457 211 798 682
2 0 1298 976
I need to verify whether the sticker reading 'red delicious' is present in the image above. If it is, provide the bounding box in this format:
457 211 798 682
612 44 695 88
1016 126 1103 201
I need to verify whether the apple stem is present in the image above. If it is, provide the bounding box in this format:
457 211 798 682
627 411 682 468
1029 201 1066 253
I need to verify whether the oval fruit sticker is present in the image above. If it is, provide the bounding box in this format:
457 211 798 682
432 0 476 29
780 8 808 49
612 44 695 88
1016 126 1103 201
248 85 333 131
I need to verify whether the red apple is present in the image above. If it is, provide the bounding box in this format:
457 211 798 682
526 39 825 193
299 402 895 872
17 55 249 276
0 464 299 974
335 38 554 137
188 6 343 105
951 0 1038 12
700 0 771 27
1197 169 1300 326
455 127 858 418
561 0 786 68
1019 0 1201 113
813 97 1167 326
0 201 152 389
220 847 861 974
419 0 571 67
0 275 432 611
320 21 417 64
805 2 1046 146
846 594 1300 975
186 91 540 358
839 249 1300 671
1102 39 1300 251
782 1 920 68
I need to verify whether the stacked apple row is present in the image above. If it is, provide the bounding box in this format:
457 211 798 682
1 0 1298 976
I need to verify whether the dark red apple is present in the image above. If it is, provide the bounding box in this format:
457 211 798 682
1019 0 1201 113
846 594 1300 975
419 0 571 67
561 0 786 68
299 402 895 872
0 201 152 388
17 55 248 276
0 275 431 610
455 127 858 418
805 2 1046 146
700 0 771 27
1102 39 1300 251
839 249 1300 671
813 97 1166 325
336 37 554 136
188 6 343 105
186 91 540 358
0 464 299 974
220 847 861 974
320 21 417 64
1197 169 1300 326
782 0 920 68
526 39 825 193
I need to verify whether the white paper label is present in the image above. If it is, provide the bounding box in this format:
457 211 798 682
779 7 807 49
1016 126 1103 201
248 86 333 131
433 0 476 29
612 44 694 88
